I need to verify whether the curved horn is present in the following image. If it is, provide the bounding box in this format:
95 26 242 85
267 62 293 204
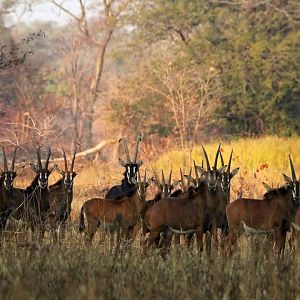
227 150 233 173
11 147 18 171
133 133 142 163
202 146 211 170
62 147 68 171
144 170 147 184
213 143 221 170
194 160 199 180
168 169 172 186
161 170 166 186
2 148 8 171
70 145 77 172
180 168 184 186
289 155 296 181
119 138 131 163
37 147 43 171
45 147 51 169
220 151 225 167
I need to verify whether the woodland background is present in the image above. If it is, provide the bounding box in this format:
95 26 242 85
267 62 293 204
0 0 299 162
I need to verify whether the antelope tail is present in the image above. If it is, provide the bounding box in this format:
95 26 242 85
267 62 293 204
79 206 85 233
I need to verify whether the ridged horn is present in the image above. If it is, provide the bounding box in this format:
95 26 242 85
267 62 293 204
227 150 233 173
45 147 51 169
119 138 131 163
168 169 172 187
213 143 221 170
180 168 184 186
62 147 68 171
289 155 296 181
220 151 225 167
202 146 211 170
37 147 42 171
2 148 8 171
70 145 77 172
133 133 142 163
161 170 166 186
11 147 17 171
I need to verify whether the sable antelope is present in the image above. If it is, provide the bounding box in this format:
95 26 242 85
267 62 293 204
105 134 143 200
0 147 25 229
226 156 300 255
144 179 207 252
141 170 179 242
79 171 152 244
197 144 225 253
10 147 55 238
218 150 239 237
48 146 83 239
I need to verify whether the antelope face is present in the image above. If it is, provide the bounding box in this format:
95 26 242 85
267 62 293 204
220 172 231 192
206 170 219 192
125 163 140 184
2 171 16 190
38 169 51 189
220 168 239 192
291 181 300 202
1 166 25 191
64 172 76 193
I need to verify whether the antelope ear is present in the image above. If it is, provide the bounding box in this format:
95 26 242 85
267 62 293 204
30 163 38 173
171 180 181 189
218 165 227 173
0 169 4 175
196 166 206 176
184 175 196 185
75 166 84 174
53 165 64 175
283 173 293 185
230 168 240 178
262 182 272 192
147 177 155 185
119 158 127 167
15 165 25 175
49 165 57 173
137 160 143 166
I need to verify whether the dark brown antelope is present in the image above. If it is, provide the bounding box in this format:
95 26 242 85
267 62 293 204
48 146 83 239
226 156 300 256
0 147 25 229
197 144 226 253
79 171 152 244
218 150 239 237
105 134 143 200
141 170 179 244
144 179 207 252
10 147 55 238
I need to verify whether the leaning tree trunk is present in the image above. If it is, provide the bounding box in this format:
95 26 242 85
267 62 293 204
81 31 113 150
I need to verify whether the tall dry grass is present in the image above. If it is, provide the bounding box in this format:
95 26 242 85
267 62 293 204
2 136 300 299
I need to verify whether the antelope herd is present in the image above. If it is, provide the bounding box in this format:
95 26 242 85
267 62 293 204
0 135 299 257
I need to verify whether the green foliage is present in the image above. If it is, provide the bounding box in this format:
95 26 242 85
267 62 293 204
112 0 300 139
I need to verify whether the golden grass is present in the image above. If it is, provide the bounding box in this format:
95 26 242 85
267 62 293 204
13 136 300 218
2 136 300 299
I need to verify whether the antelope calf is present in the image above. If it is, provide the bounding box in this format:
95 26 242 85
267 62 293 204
48 146 82 240
226 156 300 256
79 172 152 244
